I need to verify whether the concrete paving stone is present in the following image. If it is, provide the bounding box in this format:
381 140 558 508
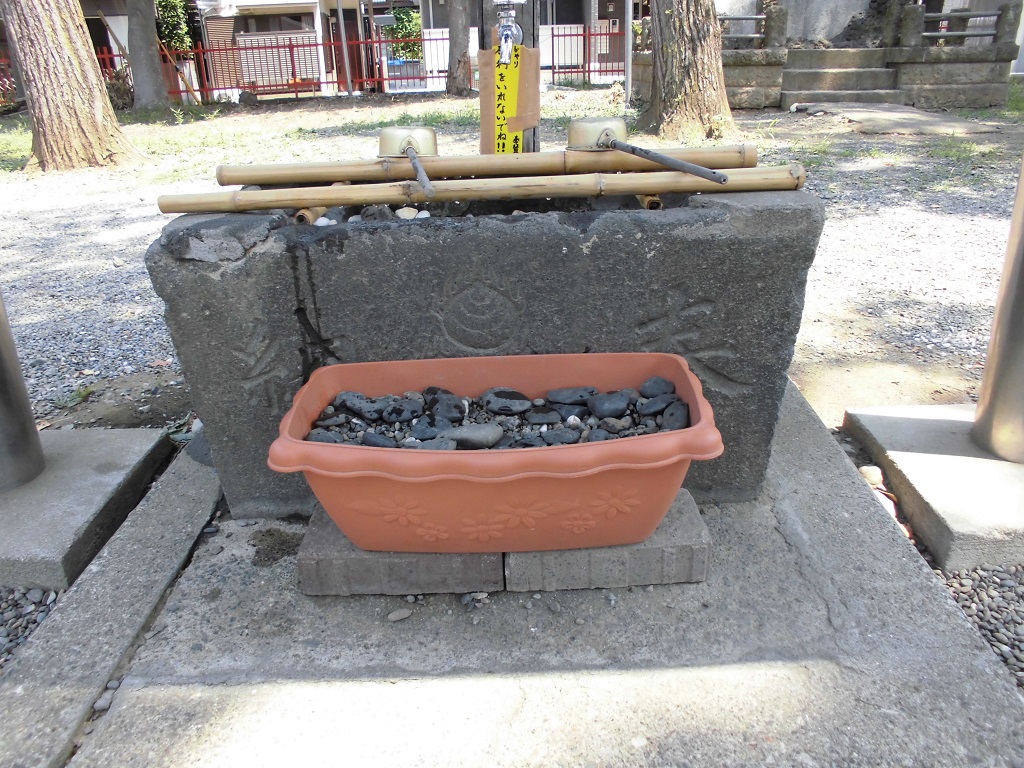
845 403 1024 571
505 489 711 591
0 428 172 589
65 385 1024 767
298 506 504 595
796 102 1000 134
0 452 221 768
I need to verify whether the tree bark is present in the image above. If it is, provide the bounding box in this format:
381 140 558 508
637 0 734 141
127 0 171 109
445 0 473 96
0 0 141 170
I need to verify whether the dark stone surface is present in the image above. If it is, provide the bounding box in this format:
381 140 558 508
361 433 397 448
586 391 631 419
525 406 562 425
146 192 824 516
638 393 678 416
547 386 598 405
640 376 675 398
662 401 691 431
482 387 532 415
541 428 581 446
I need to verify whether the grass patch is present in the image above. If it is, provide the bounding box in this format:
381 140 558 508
117 104 228 126
792 138 833 167
340 106 482 132
927 138 996 162
0 114 32 173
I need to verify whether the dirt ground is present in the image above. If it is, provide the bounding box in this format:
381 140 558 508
19 89 1023 434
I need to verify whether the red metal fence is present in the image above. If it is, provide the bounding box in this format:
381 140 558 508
0 56 17 107
93 29 626 104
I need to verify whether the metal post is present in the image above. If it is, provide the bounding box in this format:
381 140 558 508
624 8 632 106
972 154 1024 463
0 292 44 493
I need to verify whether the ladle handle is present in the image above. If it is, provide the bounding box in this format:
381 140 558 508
405 147 437 198
606 140 729 185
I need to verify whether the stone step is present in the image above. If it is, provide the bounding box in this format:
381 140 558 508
781 89 907 110
786 48 888 70
782 67 897 92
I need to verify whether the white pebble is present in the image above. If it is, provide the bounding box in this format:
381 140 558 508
396 207 418 219
415 210 431 218
859 465 884 487
387 608 413 622
313 217 337 226
347 214 362 223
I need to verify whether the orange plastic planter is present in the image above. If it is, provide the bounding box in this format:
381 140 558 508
268 353 723 553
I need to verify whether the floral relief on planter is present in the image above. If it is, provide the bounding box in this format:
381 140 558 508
268 352 724 553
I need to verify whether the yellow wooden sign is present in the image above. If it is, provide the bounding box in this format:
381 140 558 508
493 44 524 154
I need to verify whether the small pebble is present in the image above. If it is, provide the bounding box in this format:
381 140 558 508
575 618 585 626
387 609 413 622
859 465 884 486
93 690 114 713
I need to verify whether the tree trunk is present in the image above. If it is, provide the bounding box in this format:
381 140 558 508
446 0 473 96
127 0 171 110
637 0 734 141
0 0 141 170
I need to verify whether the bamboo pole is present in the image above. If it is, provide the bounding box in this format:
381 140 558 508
637 194 663 210
158 38 203 106
215 144 759 186
160 163 805 214
295 206 328 224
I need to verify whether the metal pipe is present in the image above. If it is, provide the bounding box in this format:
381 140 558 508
972 154 1024 462
604 139 729 184
404 146 436 198
0 291 44 492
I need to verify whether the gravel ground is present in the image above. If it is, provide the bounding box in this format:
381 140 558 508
2 94 1024 688
0 587 60 672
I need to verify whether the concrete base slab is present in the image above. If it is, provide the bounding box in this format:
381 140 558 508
845 404 1024 572
796 102 1000 134
0 429 172 589
62 385 1024 766
0 451 222 768
298 506 504 596
505 490 710 591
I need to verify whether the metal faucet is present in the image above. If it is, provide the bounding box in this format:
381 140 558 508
494 0 525 64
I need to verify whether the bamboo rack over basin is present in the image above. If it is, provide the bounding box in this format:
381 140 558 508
159 163 805 214
214 144 758 186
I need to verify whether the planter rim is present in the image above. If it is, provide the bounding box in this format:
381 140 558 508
268 352 724 482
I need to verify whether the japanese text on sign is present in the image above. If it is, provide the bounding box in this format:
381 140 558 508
493 44 524 154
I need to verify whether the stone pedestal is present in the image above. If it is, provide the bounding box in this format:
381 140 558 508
147 191 824 518
298 489 711 595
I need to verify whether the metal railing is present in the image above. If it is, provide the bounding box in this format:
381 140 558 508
922 10 999 43
91 29 630 103
0 56 18 108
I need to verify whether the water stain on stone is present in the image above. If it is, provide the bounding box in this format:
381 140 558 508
203 587 222 602
249 528 304 567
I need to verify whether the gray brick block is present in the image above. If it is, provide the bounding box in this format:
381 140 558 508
298 506 504 596
504 490 711 592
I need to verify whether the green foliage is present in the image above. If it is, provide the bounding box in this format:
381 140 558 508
156 0 193 51
390 8 423 60
0 114 32 172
